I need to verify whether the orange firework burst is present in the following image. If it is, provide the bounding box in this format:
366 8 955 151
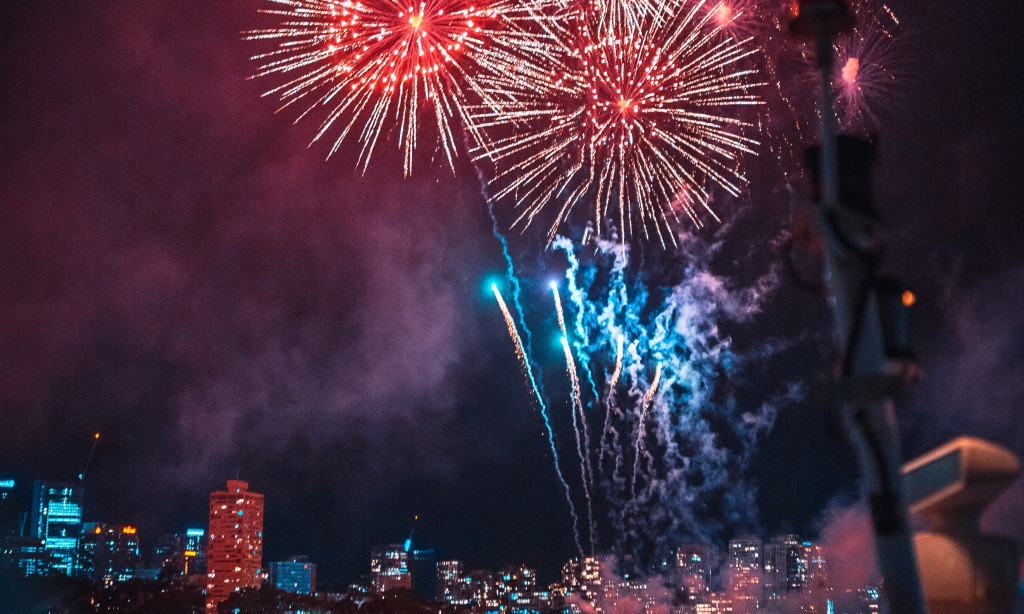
248 0 528 174
468 0 764 246
831 1 905 132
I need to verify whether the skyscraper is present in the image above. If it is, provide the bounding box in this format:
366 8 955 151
0 479 17 538
206 480 264 613
29 480 83 576
676 543 712 597
763 535 808 601
370 544 411 593
153 528 207 577
437 560 471 606
78 523 141 585
727 536 762 614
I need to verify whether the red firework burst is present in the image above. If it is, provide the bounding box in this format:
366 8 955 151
468 0 764 245
248 0 523 174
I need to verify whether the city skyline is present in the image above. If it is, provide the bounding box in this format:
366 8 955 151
0 472 882 592
1 470 887 613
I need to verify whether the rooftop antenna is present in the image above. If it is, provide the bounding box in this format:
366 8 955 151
78 432 100 482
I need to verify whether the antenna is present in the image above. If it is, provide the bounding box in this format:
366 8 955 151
78 432 100 482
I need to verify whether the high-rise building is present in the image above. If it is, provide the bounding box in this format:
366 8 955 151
562 557 604 610
270 556 317 594
153 528 207 577
727 536 761 571
437 560 471 606
0 479 17 538
370 544 411 593
497 563 540 610
726 536 761 614
410 547 437 600
468 569 499 609
676 543 712 597
29 480 83 576
78 523 141 585
206 480 264 614
763 535 808 601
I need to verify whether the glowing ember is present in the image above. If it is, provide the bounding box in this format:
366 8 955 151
842 56 860 82
714 2 733 26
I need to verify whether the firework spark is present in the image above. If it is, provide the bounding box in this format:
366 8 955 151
468 0 764 245
247 0 532 174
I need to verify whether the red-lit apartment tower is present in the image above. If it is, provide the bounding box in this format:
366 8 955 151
206 480 264 613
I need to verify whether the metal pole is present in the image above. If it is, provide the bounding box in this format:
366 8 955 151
790 2 927 612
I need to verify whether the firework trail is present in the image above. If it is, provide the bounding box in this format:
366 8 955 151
487 200 544 388
468 0 764 245
558 241 602 403
561 335 598 553
246 0 539 173
493 284 583 554
552 282 569 339
495 234 784 568
629 362 661 500
553 283 597 505
608 336 624 390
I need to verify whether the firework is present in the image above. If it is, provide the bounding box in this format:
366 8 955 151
468 0 764 246
789 0 906 134
493 284 584 554
493 235 783 565
830 1 905 132
247 0 535 174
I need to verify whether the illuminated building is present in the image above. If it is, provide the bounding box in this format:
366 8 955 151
676 543 712 599
676 543 712 597
79 523 141 585
437 559 471 606
728 536 761 571
727 537 761 614
696 594 735 614
270 555 316 594
1 537 49 576
804 542 829 604
153 528 207 576
29 480 83 576
497 563 541 610
370 544 411 593
561 557 604 611
763 535 808 601
469 569 500 608
206 480 264 614
0 479 17 538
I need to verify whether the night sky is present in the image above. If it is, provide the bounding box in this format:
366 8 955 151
1 0 1022 590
